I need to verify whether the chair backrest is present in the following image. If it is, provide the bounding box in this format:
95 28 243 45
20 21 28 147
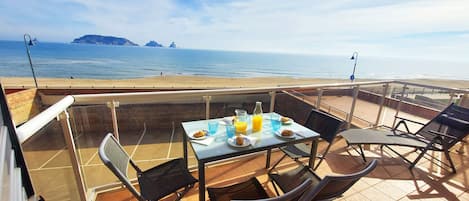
304 109 345 143
300 159 378 200
417 103 469 148
98 133 142 200
232 179 313 201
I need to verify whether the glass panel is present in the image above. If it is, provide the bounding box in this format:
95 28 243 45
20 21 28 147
21 120 80 201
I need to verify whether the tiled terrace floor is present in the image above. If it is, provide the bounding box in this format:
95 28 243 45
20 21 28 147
96 137 469 201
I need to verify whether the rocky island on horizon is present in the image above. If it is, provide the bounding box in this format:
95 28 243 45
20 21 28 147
72 35 138 46
144 40 163 47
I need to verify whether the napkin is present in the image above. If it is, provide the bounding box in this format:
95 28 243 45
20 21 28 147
219 117 233 126
243 135 258 145
191 137 215 146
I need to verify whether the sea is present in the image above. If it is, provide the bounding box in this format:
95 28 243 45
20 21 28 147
0 40 468 80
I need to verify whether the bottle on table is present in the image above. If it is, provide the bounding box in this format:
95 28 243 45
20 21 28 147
252 102 263 132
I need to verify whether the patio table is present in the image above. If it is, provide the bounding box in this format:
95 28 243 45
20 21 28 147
182 112 320 201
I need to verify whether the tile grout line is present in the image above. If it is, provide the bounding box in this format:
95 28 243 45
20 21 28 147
167 121 175 159
84 151 98 166
30 156 199 172
130 122 146 158
37 133 84 169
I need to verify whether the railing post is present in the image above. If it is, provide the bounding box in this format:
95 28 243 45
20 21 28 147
375 84 389 128
347 86 359 129
392 84 408 128
107 100 120 141
448 91 455 104
58 111 87 201
204 96 211 120
316 88 323 109
269 91 276 112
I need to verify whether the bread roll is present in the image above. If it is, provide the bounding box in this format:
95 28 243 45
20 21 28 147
281 117 290 123
281 129 293 136
193 130 206 138
236 136 244 145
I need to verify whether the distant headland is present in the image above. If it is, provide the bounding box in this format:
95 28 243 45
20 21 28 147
72 35 138 46
71 35 178 48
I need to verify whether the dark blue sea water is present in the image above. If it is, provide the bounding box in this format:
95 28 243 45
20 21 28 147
0 40 468 80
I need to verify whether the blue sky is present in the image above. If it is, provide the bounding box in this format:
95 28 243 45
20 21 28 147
1 0 469 61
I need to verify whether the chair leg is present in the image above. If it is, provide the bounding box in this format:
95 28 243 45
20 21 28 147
410 144 433 169
313 143 332 170
358 145 367 162
269 154 287 173
175 185 193 201
270 180 281 196
443 149 457 173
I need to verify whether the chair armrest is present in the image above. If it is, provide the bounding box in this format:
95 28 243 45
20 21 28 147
392 119 412 134
427 130 458 140
395 116 426 125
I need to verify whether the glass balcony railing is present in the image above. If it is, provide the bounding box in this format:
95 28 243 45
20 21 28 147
15 80 468 201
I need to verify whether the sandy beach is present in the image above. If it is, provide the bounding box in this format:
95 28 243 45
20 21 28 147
1 76 468 89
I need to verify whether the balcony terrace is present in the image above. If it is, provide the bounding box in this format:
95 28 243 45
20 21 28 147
8 80 469 201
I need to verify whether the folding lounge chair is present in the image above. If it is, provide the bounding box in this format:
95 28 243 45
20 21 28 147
269 159 378 200
98 133 197 201
341 103 469 173
271 109 345 171
207 177 312 201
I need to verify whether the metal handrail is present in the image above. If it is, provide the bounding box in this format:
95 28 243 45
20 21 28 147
16 80 468 143
16 95 74 143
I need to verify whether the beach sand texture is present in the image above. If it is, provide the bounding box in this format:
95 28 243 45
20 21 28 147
1 76 468 89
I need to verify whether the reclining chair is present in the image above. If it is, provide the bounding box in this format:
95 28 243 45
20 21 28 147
98 133 197 201
341 103 469 173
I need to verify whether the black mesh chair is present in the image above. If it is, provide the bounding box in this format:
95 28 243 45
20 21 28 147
208 177 312 201
271 109 345 170
98 133 197 201
341 103 469 173
269 159 378 200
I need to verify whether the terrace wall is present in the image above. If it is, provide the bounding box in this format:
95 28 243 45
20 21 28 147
6 88 43 125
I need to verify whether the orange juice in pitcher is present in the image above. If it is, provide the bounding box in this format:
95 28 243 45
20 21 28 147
235 109 248 134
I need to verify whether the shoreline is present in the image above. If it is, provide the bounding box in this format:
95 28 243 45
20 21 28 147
1 76 468 89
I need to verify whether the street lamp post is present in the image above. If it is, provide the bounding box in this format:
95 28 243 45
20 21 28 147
23 34 38 88
350 51 358 82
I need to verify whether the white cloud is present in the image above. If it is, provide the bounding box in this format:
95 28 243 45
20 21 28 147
1 0 469 61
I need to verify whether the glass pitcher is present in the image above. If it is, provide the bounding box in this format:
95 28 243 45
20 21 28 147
234 109 248 134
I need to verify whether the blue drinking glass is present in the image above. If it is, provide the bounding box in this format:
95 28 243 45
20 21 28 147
208 121 219 135
225 124 235 138
271 114 281 131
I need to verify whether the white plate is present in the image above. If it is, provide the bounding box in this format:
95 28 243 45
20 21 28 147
189 130 208 140
274 130 296 139
227 136 251 147
281 119 293 125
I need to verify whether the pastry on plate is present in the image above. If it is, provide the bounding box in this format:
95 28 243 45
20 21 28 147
193 130 206 138
281 117 291 123
281 129 294 137
236 136 244 145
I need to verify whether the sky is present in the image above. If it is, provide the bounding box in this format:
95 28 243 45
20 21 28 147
1 0 469 61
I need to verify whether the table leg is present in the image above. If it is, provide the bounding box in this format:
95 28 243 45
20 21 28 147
309 139 318 168
198 161 206 201
265 149 271 169
183 131 188 167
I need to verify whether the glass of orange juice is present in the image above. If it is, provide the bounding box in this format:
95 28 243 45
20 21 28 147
252 115 262 132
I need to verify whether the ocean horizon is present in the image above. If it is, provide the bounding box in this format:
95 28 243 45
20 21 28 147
1 40 468 80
